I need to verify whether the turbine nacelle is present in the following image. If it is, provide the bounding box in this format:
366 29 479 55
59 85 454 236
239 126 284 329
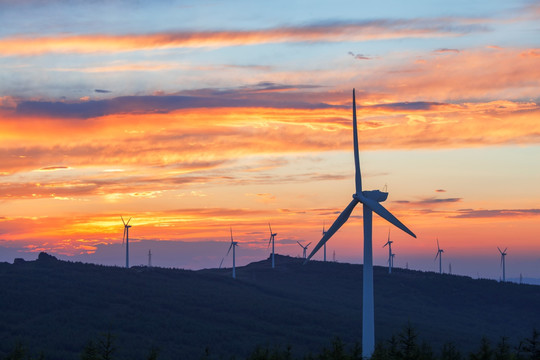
354 190 389 203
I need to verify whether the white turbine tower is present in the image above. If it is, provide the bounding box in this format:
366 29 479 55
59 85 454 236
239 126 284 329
383 229 393 274
297 241 311 259
434 238 444 274
268 223 277 268
121 217 132 269
227 227 239 279
322 223 328 262
305 89 416 359
498 247 507 282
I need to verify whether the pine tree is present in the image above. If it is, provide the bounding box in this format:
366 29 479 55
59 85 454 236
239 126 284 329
522 329 540 360
494 337 511 360
98 332 115 360
470 337 492 360
398 323 420 360
441 342 462 360
81 340 99 360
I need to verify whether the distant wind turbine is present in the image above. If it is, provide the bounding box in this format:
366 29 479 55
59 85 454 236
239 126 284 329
305 89 416 359
322 223 328 262
227 227 239 279
268 223 277 268
498 247 507 282
383 228 393 274
121 216 132 269
148 249 152 268
297 241 311 259
434 238 444 274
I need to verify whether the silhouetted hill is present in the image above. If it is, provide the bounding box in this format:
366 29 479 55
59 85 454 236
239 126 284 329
0 253 538 359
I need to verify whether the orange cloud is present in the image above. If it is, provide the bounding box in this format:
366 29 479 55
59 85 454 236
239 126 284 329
361 47 540 101
0 19 481 56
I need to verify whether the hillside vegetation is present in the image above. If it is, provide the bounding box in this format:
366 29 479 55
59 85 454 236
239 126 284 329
0 253 538 359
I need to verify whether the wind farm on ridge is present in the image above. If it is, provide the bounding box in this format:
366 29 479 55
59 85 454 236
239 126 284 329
98 90 526 360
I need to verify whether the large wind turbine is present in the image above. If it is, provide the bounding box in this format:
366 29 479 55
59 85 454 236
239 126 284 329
121 217 132 269
498 247 507 282
305 89 416 359
322 223 328 262
268 224 277 268
297 241 312 259
383 229 393 274
227 227 239 279
434 238 444 274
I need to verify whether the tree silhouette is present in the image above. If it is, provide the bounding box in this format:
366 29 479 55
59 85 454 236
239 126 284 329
470 337 492 360
98 332 115 360
493 337 511 360
441 342 462 360
521 329 539 360
81 340 99 360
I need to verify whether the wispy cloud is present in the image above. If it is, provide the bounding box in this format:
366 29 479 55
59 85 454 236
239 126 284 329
395 197 463 206
434 48 460 53
450 209 540 218
0 19 486 56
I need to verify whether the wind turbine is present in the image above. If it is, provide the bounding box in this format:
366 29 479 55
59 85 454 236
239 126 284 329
434 238 444 274
226 227 238 279
121 216 132 269
268 223 277 268
498 247 507 282
297 241 311 259
148 249 152 268
383 228 393 274
305 89 416 359
322 223 328 262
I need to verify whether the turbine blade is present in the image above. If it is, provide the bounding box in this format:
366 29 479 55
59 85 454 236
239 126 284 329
121 216 126 226
267 235 272 249
434 252 439 261
268 223 272 234
504 248 507 253
230 227 233 242
307 242 312 247
219 258 224 269
227 243 233 256
305 198 359 262
352 89 362 194
126 217 132 225
498 246 502 254
437 238 440 251
383 241 388 248
359 195 416 238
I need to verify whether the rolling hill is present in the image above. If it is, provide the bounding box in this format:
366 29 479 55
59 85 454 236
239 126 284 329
0 252 538 359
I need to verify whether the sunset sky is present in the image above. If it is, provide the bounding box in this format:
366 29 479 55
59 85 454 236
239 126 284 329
1 0 539 280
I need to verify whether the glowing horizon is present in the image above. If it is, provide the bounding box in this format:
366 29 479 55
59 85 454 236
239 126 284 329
0 0 539 280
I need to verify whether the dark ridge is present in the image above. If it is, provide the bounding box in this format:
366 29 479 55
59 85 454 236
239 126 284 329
0 253 538 359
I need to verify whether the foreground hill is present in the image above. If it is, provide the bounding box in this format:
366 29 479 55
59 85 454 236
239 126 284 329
0 253 538 359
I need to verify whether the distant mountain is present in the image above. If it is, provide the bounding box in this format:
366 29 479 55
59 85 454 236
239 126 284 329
0 253 538 359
